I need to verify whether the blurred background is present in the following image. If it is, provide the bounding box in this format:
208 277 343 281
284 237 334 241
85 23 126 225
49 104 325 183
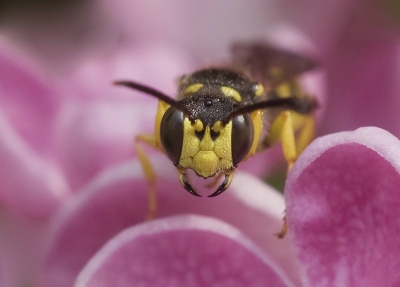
1 0 400 136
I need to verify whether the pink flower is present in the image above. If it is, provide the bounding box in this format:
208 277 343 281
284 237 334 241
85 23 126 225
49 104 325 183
0 37 192 285
286 127 400 286
42 127 400 287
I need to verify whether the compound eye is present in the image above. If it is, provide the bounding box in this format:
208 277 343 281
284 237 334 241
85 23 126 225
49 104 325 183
231 114 254 166
160 107 184 165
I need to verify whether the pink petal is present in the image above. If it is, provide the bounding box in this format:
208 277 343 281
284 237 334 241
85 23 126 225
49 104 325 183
102 0 278 59
0 38 61 154
43 157 300 287
53 43 193 190
75 215 294 287
276 0 358 52
285 127 400 286
0 252 11 287
322 34 400 138
0 38 69 217
306 1 400 138
0 110 69 218
53 101 146 190
62 42 193 100
0 208 51 286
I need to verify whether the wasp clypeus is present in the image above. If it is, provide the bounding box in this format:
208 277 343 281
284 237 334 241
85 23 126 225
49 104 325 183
115 42 318 235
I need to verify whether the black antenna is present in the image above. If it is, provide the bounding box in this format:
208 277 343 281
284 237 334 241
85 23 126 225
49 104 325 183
225 97 317 123
114 80 190 115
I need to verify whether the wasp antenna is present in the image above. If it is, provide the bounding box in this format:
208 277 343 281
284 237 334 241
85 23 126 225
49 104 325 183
225 97 317 123
114 80 190 115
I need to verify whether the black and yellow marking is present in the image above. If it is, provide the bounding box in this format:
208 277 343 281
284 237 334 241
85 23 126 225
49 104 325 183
114 42 318 235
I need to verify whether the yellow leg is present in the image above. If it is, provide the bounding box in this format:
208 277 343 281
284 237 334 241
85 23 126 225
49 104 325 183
275 216 287 239
280 111 297 172
134 100 170 221
254 90 315 238
135 134 158 220
295 115 315 155
275 111 297 238
279 113 316 238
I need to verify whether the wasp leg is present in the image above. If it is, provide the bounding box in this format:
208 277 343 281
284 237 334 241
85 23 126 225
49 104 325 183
135 101 171 221
178 169 201 197
295 114 315 155
135 134 160 220
260 111 315 238
208 170 234 197
259 111 315 172
279 111 297 172
273 111 296 239
275 215 287 239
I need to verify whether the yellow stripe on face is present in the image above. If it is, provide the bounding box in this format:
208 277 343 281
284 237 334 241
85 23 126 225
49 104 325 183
221 86 241 102
185 83 203 94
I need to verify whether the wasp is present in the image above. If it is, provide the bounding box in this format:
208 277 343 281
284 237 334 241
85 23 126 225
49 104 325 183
115 42 318 227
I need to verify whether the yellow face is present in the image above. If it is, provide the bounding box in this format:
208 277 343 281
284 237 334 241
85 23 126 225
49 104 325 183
179 118 233 178
158 84 265 179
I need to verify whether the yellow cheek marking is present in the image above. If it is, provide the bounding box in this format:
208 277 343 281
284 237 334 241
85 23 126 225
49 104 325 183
213 121 232 164
179 118 200 168
185 83 203 94
221 86 242 102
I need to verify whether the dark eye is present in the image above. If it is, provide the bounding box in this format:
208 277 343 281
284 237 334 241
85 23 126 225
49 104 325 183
231 114 254 166
160 107 184 165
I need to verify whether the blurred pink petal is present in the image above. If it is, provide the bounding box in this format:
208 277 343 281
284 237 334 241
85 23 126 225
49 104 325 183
0 208 51 286
0 38 61 154
0 252 11 287
0 109 68 217
322 30 400 138
101 0 278 60
285 127 400 286
53 43 193 190
62 42 193 99
43 157 300 287
75 215 295 287
297 1 400 138
277 0 358 52
53 101 143 191
0 38 69 217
